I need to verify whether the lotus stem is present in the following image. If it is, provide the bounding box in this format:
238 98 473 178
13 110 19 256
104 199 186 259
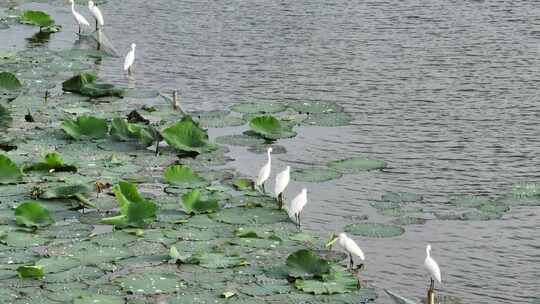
172 90 179 111
155 140 160 156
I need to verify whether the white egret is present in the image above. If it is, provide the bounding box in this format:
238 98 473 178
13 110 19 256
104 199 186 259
255 147 272 193
287 188 307 228
326 232 365 269
424 244 441 290
88 1 104 31
69 0 90 34
274 165 290 209
123 43 136 74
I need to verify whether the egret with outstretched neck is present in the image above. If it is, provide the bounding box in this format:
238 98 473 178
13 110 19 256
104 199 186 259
274 166 290 209
424 244 441 291
88 1 104 31
326 232 365 269
69 0 90 34
124 43 136 74
256 147 272 193
287 188 307 228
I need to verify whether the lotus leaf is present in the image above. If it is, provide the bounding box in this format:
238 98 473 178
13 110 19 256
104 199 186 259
344 223 405 238
62 74 124 97
24 152 77 173
161 116 217 154
291 167 342 183
182 189 220 215
294 270 358 295
302 112 353 127
100 181 157 227
328 157 387 173
189 252 247 269
73 295 125 304
19 11 54 28
61 115 108 140
0 155 23 184
164 165 207 188
249 115 297 140
0 72 21 90
286 249 331 278
14 201 54 228
0 104 12 129
16 265 44 279
215 134 267 147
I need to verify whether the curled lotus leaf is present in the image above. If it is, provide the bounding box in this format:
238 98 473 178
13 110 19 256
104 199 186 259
161 116 217 154
0 154 23 184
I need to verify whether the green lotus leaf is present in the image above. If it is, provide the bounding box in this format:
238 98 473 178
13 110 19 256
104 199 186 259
344 223 404 238
161 116 217 154
286 249 331 278
294 270 359 295
24 152 77 173
73 295 125 304
16 265 44 279
192 110 246 128
62 73 124 97
291 167 342 183
115 272 183 294
110 117 133 141
14 201 54 228
289 101 343 114
182 189 220 215
61 115 108 140
189 252 246 269
164 165 207 188
230 102 287 114
39 183 94 209
0 104 12 129
249 115 296 140
0 72 22 90
328 157 387 173
127 123 161 147
0 230 50 247
19 10 54 28
0 154 23 184
100 181 157 228
392 217 427 226
211 207 288 225
35 256 80 274
302 112 353 127
233 178 254 191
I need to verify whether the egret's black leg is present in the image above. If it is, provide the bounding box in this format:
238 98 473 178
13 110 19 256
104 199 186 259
430 278 434 290
297 213 301 229
78 26 81 35
349 253 354 269
261 183 265 193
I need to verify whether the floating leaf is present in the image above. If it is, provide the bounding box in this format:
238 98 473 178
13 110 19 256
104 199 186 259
344 223 404 238
17 265 44 279
19 10 54 28
0 154 23 184
100 181 157 228
233 178 254 191
0 72 22 90
14 201 54 228
39 183 94 209
62 73 123 97
230 102 287 114
381 192 423 203
249 115 296 140
161 116 217 154
115 273 183 294
286 249 331 278
164 165 207 188
192 110 246 128
294 270 358 295
211 207 288 225
182 189 220 215
291 167 342 183
61 115 108 140
24 152 77 173
189 252 246 269
328 157 387 173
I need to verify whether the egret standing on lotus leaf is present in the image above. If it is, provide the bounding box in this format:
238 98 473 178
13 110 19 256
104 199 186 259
287 188 307 229
88 1 104 31
69 0 90 34
326 232 365 269
124 43 136 75
424 244 441 291
256 147 272 193
274 165 290 209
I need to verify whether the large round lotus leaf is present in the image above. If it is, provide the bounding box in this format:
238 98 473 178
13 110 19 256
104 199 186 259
126 240 167 256
450 195 490 208
328 157 387 173
161 116 217 154
344 223 404 238
191 110 246 128
294 271 358 295
43 266 103 283
73 295 125 304
165 292 226 304
61 116 108 140
18 10 54 27
68 242 130 265
381 192 423 203
190 252 246 269
215 134 266 147
249 116 297 140
0 72 22 90
0 155 23 184
14 201 54 228
302 112 353 127
289 101 342 114
93 231 138 246
291 167 342 183
164 227 224 241
230 102 287 114
286 249 331 278
231 237 281 249
2 231 50 247
164 165 207 188
36 256 80 273
211 207 288 225
242 279 291 296
116 273 184 294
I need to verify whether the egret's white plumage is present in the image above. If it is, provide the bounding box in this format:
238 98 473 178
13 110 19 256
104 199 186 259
256 147 272 191
337 232 365 261
274 166 290 197
69 0 90 33
123 43 136 72
424 244 441 285
88 1 104 29
287 188 307 227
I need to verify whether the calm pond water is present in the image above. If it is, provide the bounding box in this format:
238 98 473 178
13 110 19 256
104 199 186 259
2 0 540 303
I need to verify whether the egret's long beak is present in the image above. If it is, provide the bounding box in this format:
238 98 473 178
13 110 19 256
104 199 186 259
325 235 338 248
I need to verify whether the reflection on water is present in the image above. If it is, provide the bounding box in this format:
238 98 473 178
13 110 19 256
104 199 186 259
26 30 51 47
2 0 540 303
